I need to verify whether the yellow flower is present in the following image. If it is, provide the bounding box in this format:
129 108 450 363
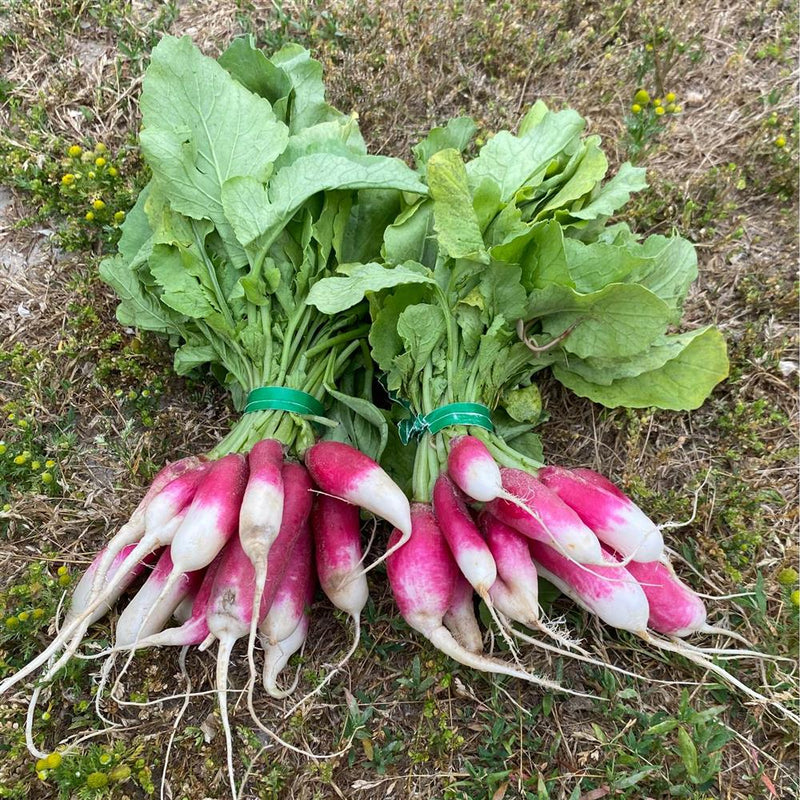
45 753 62 770
14 454 28 465
58 573 70 587
95 157 106 167
655 106 665 116
792 590 800 607
57 565 68 576
7 413 14 420
85 211 94 221
645 43 654 51
0 444 6 455
68 145 82 158
775 135 786 148
631 103 642 113
654 97 663 106
94 142 107 154
92 199 105 210
61 174 75 186
673 105 682 113
99 754 112 765
633 89 650 105
108 167 118 177
114 210 125 223
665 92 676 103
5 616 19 629
18 419 28 428
109 765 131 783
1 503 10 512
42 711 51 720
666 103 676 113
45 459 55 468
88 171 96 179
31 461 41 470
36 759 47 772
17 611 29 622
86 772 108 789
32 607 44 619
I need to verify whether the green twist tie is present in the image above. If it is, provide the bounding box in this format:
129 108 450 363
398 402 494 444
244 387 325 417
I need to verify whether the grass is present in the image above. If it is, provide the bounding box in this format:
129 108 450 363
0 0 798 798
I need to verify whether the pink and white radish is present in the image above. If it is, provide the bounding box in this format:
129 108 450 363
0 466 209 695
283 495 366 711
447 435 506 503
27 455 247 689
386 503 592 697
529 540 800 724
443 572 483 654
488 468 604 565
206 460 312 796
538 466 664 562
238 439 284 688
305 441 412 566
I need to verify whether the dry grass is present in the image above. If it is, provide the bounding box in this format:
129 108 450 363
0 1 797 798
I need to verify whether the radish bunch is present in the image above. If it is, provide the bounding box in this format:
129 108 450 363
6 439 411 796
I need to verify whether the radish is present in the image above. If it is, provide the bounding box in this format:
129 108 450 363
261 515 314 647
385 503 592 696
488 468 604 564
529 540 800 724
538 466 664 562
262 613 310 699
63 544 159 630
443 573 482 654
304 441 412 565
206 460 312 796
432 474 497 597
447 435 505 503
284 495 366 711
238 439 284 690
20 456 247 691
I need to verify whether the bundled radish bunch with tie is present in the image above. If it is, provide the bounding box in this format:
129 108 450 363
2 33 795 800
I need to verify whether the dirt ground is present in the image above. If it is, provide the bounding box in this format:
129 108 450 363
0 1 797 798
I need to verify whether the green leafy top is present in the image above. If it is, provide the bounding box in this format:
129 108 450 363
100 35 427 458
308 101 728 496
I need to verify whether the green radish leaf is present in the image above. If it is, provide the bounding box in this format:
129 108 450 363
139 36 289 238
412 116 477 173
502 384 542 423
534 135 608 218
341 189 403 264
560 161 647 222
553 327 729 409
427 148 489 263
218 35 292 105
307 261 434 314
529 283 672 359
383 200 437 267
467 108 584 201
396 303 446 373
173 343 217 375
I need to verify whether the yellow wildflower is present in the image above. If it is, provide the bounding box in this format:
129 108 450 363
61 174 75 186
655 106 665 116
108 166 118 177
85 211 94 221
45 460 55 468
88 171 96 179
92 199 105 210
94 142 107 154
68 145 82 158
0 444 6 455
633 89 650 105
14 454 28 465
114 210 125 223
95 157 106 167
17 611 29 622
665 92 676 103
631 103 642 113
57 565 68 576
775 135 786 148
31 460 41 470
45 753 62 769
